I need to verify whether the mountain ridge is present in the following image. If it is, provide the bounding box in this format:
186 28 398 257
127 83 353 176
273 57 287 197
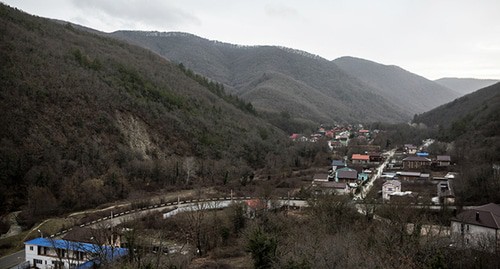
333 56 462 115
435 77 499 95
109 30 409 123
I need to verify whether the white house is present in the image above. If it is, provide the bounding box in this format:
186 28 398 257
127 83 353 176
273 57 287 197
24 237 127 269
450 203 500 252
382 180 401 200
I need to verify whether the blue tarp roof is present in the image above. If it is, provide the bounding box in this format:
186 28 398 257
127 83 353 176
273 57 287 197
25 237 99 253
76 248 128 269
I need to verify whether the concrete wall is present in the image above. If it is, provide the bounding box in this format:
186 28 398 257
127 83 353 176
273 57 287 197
450 221 498 252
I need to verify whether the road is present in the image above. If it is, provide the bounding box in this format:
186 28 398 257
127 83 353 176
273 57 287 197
354 148 396 200
0 251 24 269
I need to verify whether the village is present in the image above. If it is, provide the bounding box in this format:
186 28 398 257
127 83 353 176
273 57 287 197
291 124 500 255
4 125 499 268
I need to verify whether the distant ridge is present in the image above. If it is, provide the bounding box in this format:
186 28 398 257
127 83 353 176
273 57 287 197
333 56 462 115
129 31 325 60
435 77 499 95
413 82 500 128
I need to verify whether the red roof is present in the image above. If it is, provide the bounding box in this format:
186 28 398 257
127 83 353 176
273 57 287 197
245 199 267 210
352 154 370 161
359 129 369 133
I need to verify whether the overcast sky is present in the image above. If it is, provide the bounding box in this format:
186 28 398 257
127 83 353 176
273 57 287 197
3 0 500 80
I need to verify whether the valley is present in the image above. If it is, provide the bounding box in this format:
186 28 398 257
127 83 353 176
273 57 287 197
0 3 499 269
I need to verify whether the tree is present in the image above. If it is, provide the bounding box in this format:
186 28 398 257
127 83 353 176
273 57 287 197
183 157 197 185
247 227 277 269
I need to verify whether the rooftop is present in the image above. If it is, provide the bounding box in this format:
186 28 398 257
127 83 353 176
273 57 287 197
403 156 431 162
452 203 500 229
437 155 451 161
352 154 370 161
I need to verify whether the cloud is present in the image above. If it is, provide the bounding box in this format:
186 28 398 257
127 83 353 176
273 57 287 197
71 0 200 30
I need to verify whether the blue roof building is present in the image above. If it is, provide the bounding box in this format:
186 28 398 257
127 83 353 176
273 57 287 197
24 237 127 269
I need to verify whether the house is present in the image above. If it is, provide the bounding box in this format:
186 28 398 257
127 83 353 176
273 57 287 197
331 160 346 172
368 152 382 164
24 237 127 269
290 133 309 142
358 129 370 136
357 171 369 182
335 168 358 184
402 156 431 170
352 166 369 182
351 154 370 164
382 180 401 200
312 181 349 195
245 199 268 218
312 173 330 182
437 181 455 204
450 203 500 252
395 171 430 181
404 144 418 154
436 155 451 167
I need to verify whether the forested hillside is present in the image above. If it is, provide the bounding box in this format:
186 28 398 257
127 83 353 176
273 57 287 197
334 56 461 115
435 77 498 95
110 31 408 124
414 82 500 204
0 5 302 221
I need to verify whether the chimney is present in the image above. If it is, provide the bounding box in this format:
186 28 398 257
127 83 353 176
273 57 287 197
476 212 480 221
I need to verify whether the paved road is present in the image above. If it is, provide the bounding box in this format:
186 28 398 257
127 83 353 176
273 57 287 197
0 251 24 269
354 148 396 200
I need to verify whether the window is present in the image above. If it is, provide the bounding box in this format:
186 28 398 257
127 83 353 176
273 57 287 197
466 225 470 231
34 259 43 264
29 246 33 251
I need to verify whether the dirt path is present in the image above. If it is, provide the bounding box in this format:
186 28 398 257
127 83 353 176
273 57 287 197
0 212 21 239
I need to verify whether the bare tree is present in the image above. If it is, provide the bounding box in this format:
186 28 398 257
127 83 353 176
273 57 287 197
183 157 197 185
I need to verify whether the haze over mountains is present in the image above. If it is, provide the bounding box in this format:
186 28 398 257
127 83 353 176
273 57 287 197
333 57 462 115
434 77 499 95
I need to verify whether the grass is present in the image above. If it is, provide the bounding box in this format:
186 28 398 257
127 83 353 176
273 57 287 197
0 217 75 258
0 231 29 257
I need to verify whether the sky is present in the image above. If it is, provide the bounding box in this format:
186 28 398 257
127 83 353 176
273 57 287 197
3 0 500 80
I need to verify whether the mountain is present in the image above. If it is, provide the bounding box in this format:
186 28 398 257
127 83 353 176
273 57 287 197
109 31 409 124
0 4 288 217
333 56 462 116
435 77 499 95
413 82 500 204
413 82 500 129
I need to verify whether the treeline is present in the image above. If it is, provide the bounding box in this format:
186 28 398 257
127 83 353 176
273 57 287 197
178 63 256 115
